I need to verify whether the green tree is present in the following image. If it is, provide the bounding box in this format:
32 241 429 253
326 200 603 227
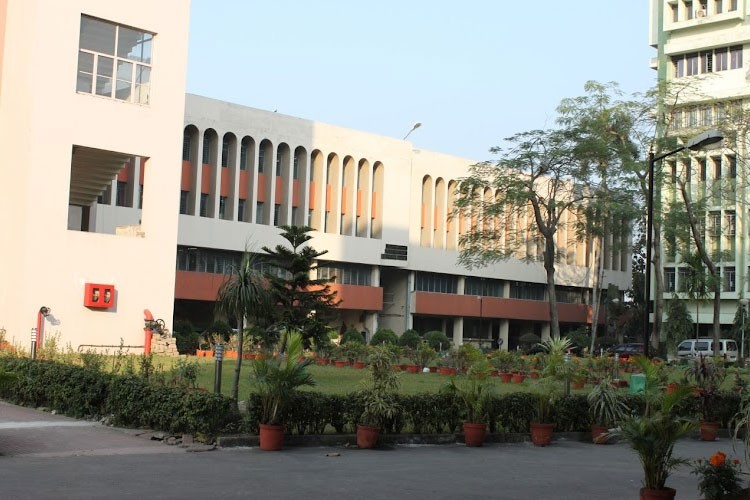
262 225 340 348
215 248 271 407
663 298 693 357
455 82 640 340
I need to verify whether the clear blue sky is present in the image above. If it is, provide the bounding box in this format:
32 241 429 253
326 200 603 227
186 1 655 161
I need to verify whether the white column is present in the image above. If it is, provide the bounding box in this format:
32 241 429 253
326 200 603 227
499 319 509 351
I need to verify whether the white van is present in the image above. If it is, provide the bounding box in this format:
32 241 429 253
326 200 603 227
676 338 738 362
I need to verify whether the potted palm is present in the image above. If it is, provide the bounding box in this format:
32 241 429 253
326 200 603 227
445 360 493 446
685 355 726 441
357 345 401 448
529 376 562 446
587 377 628 444
251 329 315 451
610 355 696 500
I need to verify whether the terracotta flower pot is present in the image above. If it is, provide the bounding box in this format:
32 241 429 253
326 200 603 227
530 371 540 379
499 372 513 383
356 424 380 449
530 423 554 447
334 360 347 368
463 422 487 447
572 379 585 390
429 366 438 373
591 425 609 444
665 382 677 394
353 361 366 369
406 364 420 374
639 487 676 500
511 373 525 384
699 420 720 441
259 423 284 451
316 358 328 366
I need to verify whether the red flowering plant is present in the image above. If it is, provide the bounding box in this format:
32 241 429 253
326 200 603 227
691 451 744 500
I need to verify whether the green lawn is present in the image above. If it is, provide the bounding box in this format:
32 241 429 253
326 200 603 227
190 358 594 398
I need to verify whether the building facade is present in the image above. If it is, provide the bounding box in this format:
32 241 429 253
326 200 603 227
0 0 631 353
650 0 750 333
168 95 631 349
0 0 190 350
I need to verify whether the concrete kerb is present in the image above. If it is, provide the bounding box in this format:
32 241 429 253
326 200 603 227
216 431 591 448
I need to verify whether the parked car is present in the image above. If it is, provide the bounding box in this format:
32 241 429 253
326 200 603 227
676 338 738 362
606 343 645 359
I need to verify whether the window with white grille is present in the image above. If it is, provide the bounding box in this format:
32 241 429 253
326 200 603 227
77 15 152 104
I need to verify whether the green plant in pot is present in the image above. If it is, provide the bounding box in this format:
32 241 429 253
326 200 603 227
587 377 628 444
609 355 696 500
685 355 726 441
357 344 401 448
251 329 315 451
444 360 493 446
415 342 436 370
529 376 562 446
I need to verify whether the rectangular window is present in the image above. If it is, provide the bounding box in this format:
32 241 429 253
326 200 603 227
258 149 265 173
664 267 676 293
730 0 738 11
716 0 723 14
182 132 191 162
200 193 209 217
179 191 189 214
672 109 683 129
678 267 690 292
221 141 229 168
730 45 743 69
415 272 458 294
116 181 128 207
293 156 299 179
709 212 722 236
726 211 736 235
701 106 713 126
239 144 248 170
219 196 227 219
317 262 372 286
698 158 707 181
686 53 699 76
672 3 679 21
256 202 264 224
273 204 281 226
724 267 736 292
291 206 299 225
687 107 698 127
77 16 152 104
715 48 729 71
238 199 246 222
685 0 694 19
673 56 685 77
508 281 546 300
465 277 504 297
701 51 713 73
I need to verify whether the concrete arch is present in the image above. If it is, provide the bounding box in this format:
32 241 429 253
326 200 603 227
446 180 458 250
341 155 356 236
275 143 291 226
356 158 371 238
435 177 446 248
371 162 384 239
326 152 341 234
293 146 308 226
256 139 273 224
421 175 434 247
309 150 325 231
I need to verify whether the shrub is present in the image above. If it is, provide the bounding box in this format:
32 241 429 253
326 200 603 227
398 330 421 348
173 320 199 354
370 328 398 346
341 327 366 345
424 331 451 352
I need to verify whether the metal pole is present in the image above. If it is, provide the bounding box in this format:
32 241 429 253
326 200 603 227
643 152 654 358
214 343 224 394
564 352 571 395
30 327 37 360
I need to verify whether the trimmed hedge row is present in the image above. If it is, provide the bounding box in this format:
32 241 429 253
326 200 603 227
0 358 239 437
0 357 742 438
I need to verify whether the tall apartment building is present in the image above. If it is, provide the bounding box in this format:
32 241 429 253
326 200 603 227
0 0 190 350
0 0 630 352
650 0 749 331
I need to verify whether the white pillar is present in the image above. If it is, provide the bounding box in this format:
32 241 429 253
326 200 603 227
499 319 509 351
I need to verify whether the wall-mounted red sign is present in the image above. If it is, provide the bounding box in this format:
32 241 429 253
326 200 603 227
84 283 115 309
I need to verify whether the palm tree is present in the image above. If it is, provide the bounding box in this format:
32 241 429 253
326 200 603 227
216 248 270 406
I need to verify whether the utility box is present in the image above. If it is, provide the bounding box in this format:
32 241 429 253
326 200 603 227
630 374 646 394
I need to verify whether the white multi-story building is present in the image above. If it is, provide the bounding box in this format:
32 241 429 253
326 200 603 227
0 0 631 353
650 0 750 332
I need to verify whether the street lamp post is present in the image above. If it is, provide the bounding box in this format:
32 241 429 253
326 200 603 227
643 130 723 358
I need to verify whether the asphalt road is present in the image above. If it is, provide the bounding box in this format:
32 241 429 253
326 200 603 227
0 401 741 499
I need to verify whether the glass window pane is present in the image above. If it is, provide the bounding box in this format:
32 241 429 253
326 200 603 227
80 16 115 55
140 34 153 64
97 56 114 77
95 56 113 97
117 27 152 63
76 51 94 93
116 60 132 80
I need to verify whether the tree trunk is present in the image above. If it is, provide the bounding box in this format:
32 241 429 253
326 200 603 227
544 236 561 339
231 317 245 407
589 235 604 355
